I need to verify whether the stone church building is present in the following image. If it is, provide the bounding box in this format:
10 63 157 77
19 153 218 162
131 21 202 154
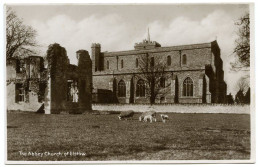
6 37 227 114
92 37 227 104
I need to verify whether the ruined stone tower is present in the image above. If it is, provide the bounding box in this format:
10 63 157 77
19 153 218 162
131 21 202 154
44 43 92 114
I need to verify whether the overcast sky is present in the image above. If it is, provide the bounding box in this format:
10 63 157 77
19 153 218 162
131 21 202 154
9 4 250 95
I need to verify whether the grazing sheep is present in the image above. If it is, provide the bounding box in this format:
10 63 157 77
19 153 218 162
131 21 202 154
139 110 157 122
160 114 169 123
118 110 134 120
143 115 154 123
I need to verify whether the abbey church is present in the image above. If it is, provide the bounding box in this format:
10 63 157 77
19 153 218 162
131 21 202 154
92 32 227 104
6 32 227 113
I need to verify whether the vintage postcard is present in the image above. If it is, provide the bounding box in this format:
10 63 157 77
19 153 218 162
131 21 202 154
5 3 255 164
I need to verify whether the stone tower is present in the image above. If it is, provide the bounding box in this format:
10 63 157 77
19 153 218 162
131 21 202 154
91 43 101 72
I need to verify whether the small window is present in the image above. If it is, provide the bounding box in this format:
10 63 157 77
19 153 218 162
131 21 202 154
118 80 126 97
121 59 124 68
150 57 154 67
183 77 193 97
136 58 139 68
16 59 24 73
107 61 109 70
15 83 25 102
182 54 187 65
167 56 171 66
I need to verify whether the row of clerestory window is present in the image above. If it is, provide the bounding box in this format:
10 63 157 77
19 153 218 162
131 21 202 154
106 54 187 70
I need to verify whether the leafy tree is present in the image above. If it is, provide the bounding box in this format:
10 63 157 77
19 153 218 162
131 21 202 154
6 7 38 59
231 12 250 71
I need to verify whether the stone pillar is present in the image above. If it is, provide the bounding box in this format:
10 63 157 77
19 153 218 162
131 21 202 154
125 80 130 103
77 50 92 113
198 78 203 97
171 79 175 96
205 75 211 103
44 43 69 114
44 74 51 114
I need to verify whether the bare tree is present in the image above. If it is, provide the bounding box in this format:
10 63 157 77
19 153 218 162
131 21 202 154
6 7 38 60
136 53 171 104
231 12 250 71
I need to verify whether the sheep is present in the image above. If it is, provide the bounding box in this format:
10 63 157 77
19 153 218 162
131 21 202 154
139 110 157 122
143 115 154 123
160 114 169 123
118 110 134 120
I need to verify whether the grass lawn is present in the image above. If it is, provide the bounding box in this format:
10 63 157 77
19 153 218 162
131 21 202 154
7 112 250 161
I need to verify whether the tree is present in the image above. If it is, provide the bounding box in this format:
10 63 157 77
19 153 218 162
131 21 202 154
231 12 250 71
236 76 249 94
235 76 249 104
136 53 171 104
235 89 244 104
244 87 250 104
226 93 234 104
6 7 38 59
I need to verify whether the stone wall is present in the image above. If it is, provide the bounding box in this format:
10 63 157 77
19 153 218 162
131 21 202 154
44 44 92 114
6 44 92 114
92 40 226 104
93 70 210 104
6 56 46 112
92 104 250 114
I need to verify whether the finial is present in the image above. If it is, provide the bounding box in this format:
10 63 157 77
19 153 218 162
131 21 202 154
147 27 150 42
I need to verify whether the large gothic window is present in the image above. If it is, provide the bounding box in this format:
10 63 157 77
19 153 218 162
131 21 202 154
167 56 171 66
183 77 193 97
136 58 139 68
136 79 145 97
118 80 126 97
182 54 187 65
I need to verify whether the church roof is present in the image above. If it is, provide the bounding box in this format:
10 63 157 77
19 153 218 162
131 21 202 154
103 41 217 57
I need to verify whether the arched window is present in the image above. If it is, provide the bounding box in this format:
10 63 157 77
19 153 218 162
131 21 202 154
150 57 154 67
121 59 124 68
118 80 126 97
182 54 187 65
167 56 171 66
160 77 166 88
107 61 109 70
183 77 193 97
136 58 139 68
136 79 145 97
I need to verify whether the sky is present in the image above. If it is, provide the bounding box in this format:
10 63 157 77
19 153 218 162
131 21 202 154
9 4 250 95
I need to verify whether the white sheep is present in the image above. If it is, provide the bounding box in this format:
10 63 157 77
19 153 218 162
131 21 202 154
143 115 154 123
139 110 156 122
160 114 169 123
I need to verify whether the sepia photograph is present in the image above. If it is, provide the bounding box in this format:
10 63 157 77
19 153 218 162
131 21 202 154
4 2 255 164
